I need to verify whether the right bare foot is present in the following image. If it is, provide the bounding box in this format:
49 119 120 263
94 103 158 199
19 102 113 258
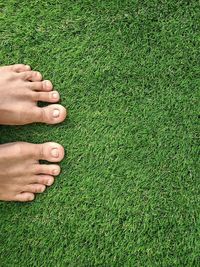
0 64 67 125
0 142 65 202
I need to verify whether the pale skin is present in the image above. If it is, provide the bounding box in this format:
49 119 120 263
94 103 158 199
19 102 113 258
0 64 67 202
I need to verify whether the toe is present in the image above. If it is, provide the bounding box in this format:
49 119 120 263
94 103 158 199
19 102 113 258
34 91 60 103
37 142 65 162
15 142 65 162
0 64 31 73
25 184 46 193
19 70 42 81
15 192 35 202
33 104 67 124
36 175 55 186
11 64 31 72
29 80 53 91
34 164 61 176
24 142 65 162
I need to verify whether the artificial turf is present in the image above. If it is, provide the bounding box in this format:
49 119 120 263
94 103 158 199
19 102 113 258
0 0 199 266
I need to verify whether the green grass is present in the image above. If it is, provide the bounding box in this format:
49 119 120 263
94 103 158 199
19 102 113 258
0 0 199 266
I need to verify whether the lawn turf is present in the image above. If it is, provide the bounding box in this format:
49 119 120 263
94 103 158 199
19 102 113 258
0 0 199 266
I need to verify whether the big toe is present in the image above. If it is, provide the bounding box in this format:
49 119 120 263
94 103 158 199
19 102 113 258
34 142 65 162
33 104 67 124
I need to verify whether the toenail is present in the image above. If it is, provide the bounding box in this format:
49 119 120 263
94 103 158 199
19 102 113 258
40 186 45 192
44 80 49 86
44 80 52 89
25 65 31 70
53 169 59 175
52 92 59 99
51 148 59 158
29 195 34 201
47 179 53 186
53 109 60 118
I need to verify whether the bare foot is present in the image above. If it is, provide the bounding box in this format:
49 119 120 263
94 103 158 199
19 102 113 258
0 64 67 125
0 142 64 202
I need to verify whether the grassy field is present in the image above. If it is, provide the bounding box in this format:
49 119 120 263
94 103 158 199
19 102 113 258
0 0 199 266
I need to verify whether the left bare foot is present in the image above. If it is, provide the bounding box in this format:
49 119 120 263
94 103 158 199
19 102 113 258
0 64 67 125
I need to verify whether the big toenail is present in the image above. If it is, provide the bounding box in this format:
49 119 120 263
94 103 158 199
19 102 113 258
52 92 58 99
53 109 60 118
51 148 59 158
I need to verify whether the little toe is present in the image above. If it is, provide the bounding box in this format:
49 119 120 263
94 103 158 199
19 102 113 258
34 91 60 103
34 104 67 124
15 192 35 202
19 70 42 81
29 80 53 92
